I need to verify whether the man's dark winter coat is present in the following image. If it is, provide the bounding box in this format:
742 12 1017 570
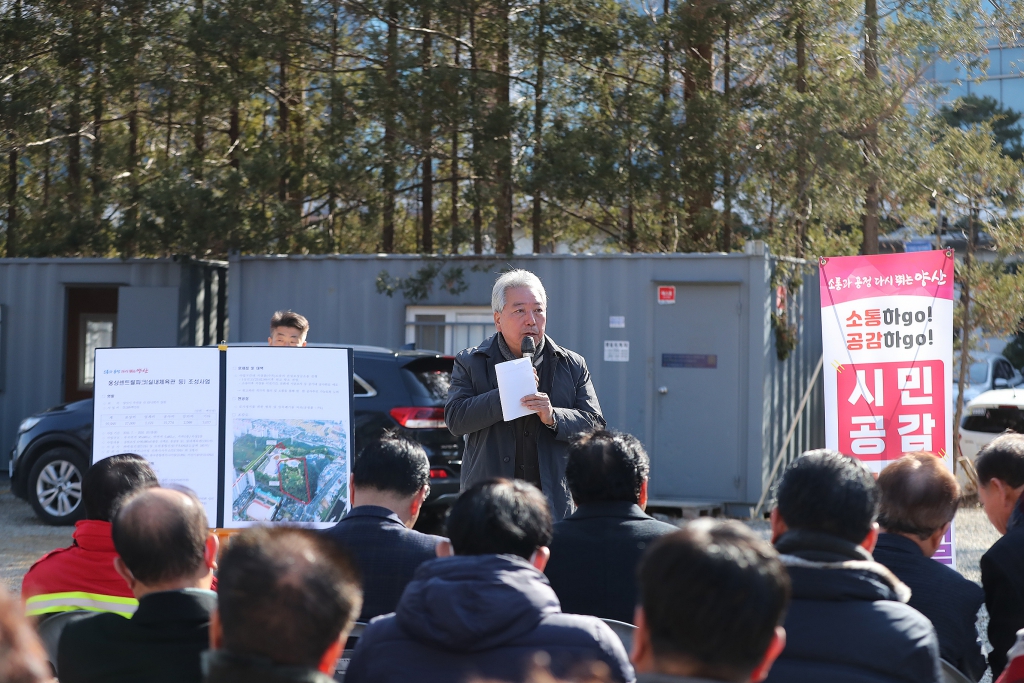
545 501 678 623
345 554 635 683
983 496 1024 677
321 505 443 621
763 531 942 683
57 588 215 683
873 532 986 680
445 333 605 520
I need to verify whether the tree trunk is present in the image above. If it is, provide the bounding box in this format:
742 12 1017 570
469 5 482 255
953 209 978 469
531 0 546 254
89 0 105 230
6 147 15 258
449 15 461 254
381 0 398 252
421 2 434 253
682 0 714 245
659 0 676 252
861 0 880 255
493 0 513 256
6 0 20 257
720 13 732 253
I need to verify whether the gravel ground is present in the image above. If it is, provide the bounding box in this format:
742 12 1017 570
0 474 74 596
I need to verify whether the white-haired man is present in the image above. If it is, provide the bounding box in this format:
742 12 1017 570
445 269 605 520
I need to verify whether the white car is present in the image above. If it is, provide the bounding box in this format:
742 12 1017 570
953 352 1023 407
959 389 1024 462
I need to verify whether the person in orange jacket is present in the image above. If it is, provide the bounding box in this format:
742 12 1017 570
22 453 157 618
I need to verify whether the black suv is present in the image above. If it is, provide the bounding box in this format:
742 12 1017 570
9 345 463 531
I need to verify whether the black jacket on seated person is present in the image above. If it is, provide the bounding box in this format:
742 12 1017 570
872 532 986 680
763 530 942 683
57 588 216 683
982 497 1024 677
544 500 678 623
321 505 444 621
201 649 336 683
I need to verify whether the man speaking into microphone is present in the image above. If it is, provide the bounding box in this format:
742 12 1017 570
445 269 605 520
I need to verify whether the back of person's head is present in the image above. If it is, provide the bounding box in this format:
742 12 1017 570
352 435 429 497
446 479 553 559
82 454 158 522
111 487 208 585
976 433 1024 487
0 586 51 683
270 309 309 334
776 449 878 544
638 520 790 682
878 454 960 539
217 526 362 668
566 430 649 505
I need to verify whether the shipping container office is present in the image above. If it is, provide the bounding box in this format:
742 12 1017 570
228 248 824 516
0 257 226 469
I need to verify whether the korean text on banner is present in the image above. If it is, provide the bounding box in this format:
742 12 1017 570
819 250 956 566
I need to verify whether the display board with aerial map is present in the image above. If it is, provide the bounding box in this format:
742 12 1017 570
223 346 353 528
91 345 354 528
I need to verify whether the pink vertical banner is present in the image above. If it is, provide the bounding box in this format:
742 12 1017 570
819 250 957 567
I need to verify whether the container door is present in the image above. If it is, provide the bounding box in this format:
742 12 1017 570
64 287 119 403
652 283 741 501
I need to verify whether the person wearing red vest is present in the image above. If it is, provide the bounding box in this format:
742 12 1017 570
22 453 157 618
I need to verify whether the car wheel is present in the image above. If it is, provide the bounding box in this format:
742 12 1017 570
28 448 87 525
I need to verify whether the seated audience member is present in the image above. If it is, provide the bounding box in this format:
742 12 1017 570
22 454 157 618
203 526 362 683
544 430 677 623
977 434 1024 677
346 479 635 683
872 454 986 680
322 435 442 621
57 487 219 683
764 450 942 683
632 520 789 683
0 585 52 683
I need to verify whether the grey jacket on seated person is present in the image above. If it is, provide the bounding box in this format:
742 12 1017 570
445 333 604 520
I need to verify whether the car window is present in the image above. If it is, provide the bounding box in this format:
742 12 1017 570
996 362 1014 380
969 362 989 385
962 408 1024 434
401 357 454 406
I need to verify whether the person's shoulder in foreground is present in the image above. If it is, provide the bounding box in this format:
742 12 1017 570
23 453 158 618
546 430 677 623
203 526 363 683
763 449 942 683
321 434 443 621
977 434 1024 678
0 583 53 683
631 519 789 683
872 453 986 680
345 478 634 683
57 486 219 683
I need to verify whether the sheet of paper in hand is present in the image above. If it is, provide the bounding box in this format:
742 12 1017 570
495 357 539 421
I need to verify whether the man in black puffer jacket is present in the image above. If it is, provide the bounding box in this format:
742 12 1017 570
345 479 634 683
763 450 942 683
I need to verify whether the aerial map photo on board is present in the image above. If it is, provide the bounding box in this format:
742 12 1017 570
230 419 349 524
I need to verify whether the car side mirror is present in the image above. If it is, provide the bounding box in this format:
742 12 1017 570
995 378 1009 389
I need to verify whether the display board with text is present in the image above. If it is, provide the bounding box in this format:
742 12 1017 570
93 346 353 528
819 250 956 566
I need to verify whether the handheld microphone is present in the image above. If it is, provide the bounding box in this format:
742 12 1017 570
521 336 536 361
